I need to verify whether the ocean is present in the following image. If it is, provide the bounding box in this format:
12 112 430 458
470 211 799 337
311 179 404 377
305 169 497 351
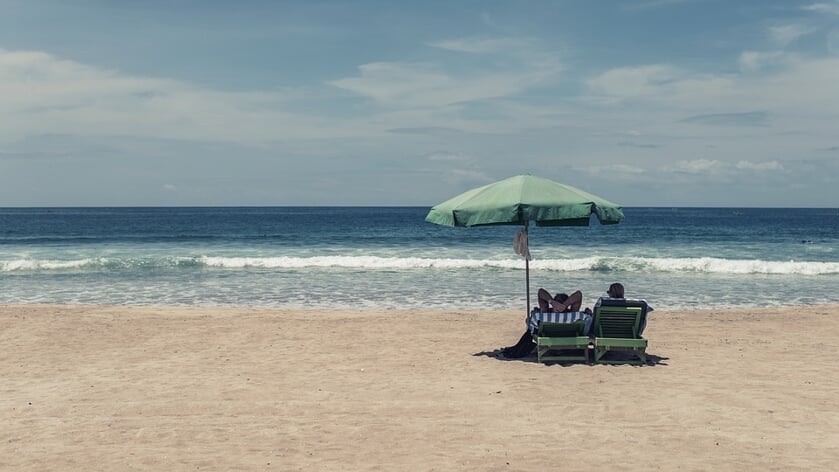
1 207 838 311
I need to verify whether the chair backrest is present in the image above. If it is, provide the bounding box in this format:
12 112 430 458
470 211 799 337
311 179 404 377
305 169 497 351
538 319 586 337
593 302 645 338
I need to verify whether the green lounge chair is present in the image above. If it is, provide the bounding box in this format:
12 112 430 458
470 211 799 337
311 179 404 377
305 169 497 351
534 319 592 364
591 300 649 365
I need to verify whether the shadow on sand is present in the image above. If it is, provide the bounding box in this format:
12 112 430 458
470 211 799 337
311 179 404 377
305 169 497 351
473 348 669 366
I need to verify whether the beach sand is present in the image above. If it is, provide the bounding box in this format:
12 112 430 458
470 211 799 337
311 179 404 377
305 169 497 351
2 304 838 471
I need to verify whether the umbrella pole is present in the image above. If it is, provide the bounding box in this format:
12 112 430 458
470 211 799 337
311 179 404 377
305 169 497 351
525 224 530 316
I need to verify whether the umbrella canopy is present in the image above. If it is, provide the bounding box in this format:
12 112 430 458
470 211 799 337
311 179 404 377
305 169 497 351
425 174 624 313
425 175 624 228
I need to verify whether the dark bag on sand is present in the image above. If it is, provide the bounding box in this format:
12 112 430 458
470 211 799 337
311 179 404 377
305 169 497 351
503 331 535 358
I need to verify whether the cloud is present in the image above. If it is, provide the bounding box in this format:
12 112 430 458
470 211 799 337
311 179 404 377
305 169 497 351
1 42 564 150
739 51 788 72
617 142 662 149
480 12 496 28
770 23 818 46
662 159 784 178
387 127 464 135
425 151 470 162
446 168 494 182
417 149 494 185
576 158 805 196
803 2 839 15
585 65 683 98
580 163 647 174
584 55 839 135
0 49 352 145
0 150 60 160
330 37 561 108
680 111 768 126
735 160 784 171
623 0 692 10
672 159 727 174
428 37 531 54
331 62 508 107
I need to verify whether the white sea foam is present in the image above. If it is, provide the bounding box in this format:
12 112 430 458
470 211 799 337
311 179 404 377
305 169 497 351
197 255 524 270
199 255 839 274
1 258 102 271
534 256 839 275
3 255 839 275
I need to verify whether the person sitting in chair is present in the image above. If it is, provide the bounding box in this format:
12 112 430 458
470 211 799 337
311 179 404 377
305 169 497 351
585 282 626 313
586 282 654 335
537 288 583 313
501 288 585 358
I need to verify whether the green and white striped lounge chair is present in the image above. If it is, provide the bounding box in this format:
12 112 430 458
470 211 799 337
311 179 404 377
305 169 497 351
530 311 593 364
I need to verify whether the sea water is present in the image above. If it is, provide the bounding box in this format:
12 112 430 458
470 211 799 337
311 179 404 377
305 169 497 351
1 207 838 310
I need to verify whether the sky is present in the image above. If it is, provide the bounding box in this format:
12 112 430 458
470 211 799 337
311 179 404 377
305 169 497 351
1 0 838 207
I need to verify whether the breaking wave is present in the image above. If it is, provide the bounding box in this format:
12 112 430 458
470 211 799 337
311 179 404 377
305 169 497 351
3 255 839 275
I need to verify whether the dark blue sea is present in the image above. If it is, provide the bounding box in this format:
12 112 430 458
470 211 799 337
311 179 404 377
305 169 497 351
2 207 838 310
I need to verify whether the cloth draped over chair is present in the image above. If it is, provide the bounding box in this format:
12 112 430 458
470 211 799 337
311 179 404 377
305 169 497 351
527 311 592 335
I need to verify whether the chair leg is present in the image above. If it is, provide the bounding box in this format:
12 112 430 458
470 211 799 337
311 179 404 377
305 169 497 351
594 347 646 365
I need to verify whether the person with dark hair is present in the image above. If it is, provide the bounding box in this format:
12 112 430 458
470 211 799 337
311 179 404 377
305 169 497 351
501 283 653 358
501 287 586 358
537 288 583 313
587 282 654 335
586 282 626 313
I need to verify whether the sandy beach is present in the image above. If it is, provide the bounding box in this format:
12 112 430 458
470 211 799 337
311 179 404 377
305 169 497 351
2 304 838 471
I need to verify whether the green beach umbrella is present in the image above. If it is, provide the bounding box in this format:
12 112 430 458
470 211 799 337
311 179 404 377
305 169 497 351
425 174 624 314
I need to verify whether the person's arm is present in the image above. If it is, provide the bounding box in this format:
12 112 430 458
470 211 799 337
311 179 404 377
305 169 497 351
548 290 583 312
536 288 553 312
566 290 583 311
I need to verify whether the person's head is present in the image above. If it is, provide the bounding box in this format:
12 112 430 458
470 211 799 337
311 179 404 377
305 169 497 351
553 293 571 312
607 283 624 298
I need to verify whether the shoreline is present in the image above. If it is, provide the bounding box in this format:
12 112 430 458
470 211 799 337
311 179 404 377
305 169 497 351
4 302 839 312
3 304 838 471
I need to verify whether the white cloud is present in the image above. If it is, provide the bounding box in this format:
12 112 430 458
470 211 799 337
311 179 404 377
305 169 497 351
2 36 836 204
623 0 692 10
577 157 802 192
680 111 768 127
803 2 839 15
331 61 536 108
0 49 362 145
581 163 647 174
585 65 683 97
330 36 561 108
426 151 470 162
428 37 531 54
673 159 726 174
584 54 839 128
736 160 783 171
480 12 496 28
739 51 787 72
329 60 552 107
769 23 818 46
661 159 785 177
578 159 787 186
447 168 493 183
